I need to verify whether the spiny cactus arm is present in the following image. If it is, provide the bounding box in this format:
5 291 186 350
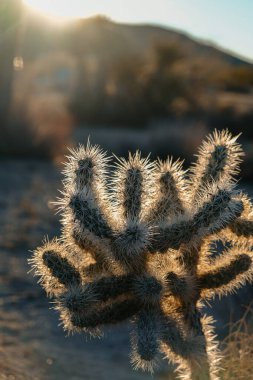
132 275 163 304
159 281 218 380
59 144 116 270
159 312 207 364
58 270 198 337
59 274 135 312
131 307 159 372
145 158 187 224
64 298 142 329
57 306 102 337
81 261 109 278
30 240 81 297
192 188 243 232
68 192 119 274
188 129 243 203
60 272 192 315
176 244 202 274
228 196 253 238
198 247 253 299
166 272 197 303
112 220 152 270
110 152 155 268
229 218 253 238
146 253 197 303
132 304 207 374
111 152 155 221
160 313 219 380
150 217 194 253
187 315 220 380
183 317 220 380
217 194 253 243
160 334 212 380
69 192 113 240
160 313 193 359
63 143 110 192
151 187 243 252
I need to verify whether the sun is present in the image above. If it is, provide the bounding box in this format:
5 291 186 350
23 0 104 20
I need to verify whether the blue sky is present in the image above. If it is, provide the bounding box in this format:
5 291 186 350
24 0 253 62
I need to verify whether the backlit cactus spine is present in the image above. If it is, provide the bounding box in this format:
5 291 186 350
31 130 253 380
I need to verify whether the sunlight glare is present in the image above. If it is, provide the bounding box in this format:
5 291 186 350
23 0 112 20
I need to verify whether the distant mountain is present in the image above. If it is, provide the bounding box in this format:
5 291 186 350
20 11 251 68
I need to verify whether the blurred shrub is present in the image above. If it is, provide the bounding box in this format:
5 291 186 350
0 92 73 159
221 305 253 380
71 43 194 125
25 92 74 158
1 51 75 159
214 66 253 93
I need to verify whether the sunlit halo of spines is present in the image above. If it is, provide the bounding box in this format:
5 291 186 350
188 129 244 204
30 129 253 380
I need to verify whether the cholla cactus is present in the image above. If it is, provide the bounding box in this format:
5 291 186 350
30 130 253 380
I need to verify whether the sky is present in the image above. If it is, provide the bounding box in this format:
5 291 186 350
24 0 253 62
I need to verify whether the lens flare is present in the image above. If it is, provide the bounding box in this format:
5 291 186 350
23 0 107 20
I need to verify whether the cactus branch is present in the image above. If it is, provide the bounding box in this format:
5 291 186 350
31 130 253 380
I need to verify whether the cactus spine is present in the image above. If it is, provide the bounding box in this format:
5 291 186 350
30 131 253 380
